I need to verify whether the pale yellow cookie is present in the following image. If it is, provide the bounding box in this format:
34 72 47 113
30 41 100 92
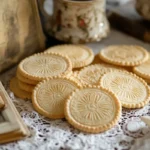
100 71 150 108
32 77 81 119
99 45 149 67
133 58 150 80
45 45 94 68
65 86 121 133
0 96 5 109
69 71 83 87
18 53 72 81
10 77 31 100
18 80 35 93
17 70 39 85
77 64 123 86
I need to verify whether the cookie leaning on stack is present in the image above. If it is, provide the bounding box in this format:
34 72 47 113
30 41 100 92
99 70 150 108
32 77 81 119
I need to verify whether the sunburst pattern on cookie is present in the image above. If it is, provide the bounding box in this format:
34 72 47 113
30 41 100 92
71 90 115 125
23 55 66 77
32 78 81 119
19 53 72 81
46 45 94 68
99 45 149 66
100 71 150 108
78 64 123 85
65 87 121 133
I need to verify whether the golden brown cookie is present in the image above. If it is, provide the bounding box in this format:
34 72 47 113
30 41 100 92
10 77 31 100
144 78 150 84
45 45 94 68
0 96 5 109
133 58 150 80
99 45 149 67
92 54 104 64
17 70 39 85
100 71 150 108
32 77 81 119
18 53 72 81
18 80 35 93
65 86 121 133
77 64 123 86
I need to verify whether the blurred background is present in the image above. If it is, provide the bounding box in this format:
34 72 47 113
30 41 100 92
0 0 150 73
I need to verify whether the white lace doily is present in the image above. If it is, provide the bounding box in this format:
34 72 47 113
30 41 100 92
1 30 150 150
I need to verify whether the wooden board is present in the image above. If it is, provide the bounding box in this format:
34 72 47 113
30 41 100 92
0 82 30 144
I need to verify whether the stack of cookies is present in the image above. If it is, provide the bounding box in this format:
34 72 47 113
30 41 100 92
9 44 150 134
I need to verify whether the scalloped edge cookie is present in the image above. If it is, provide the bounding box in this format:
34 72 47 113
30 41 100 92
69 71 83 87
18 52 72 81
45 44 94 68
133 58 150 80
64 85 121 133
18 80 35 93
99 45 149 67
17 69 39 85
10 77 31 100
99 70 150 108
32 76 82 119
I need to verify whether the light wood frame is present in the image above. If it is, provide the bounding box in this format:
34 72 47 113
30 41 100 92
0 82 30 144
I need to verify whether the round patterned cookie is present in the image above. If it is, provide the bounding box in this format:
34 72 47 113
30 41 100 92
32 77 81 119
77 64 123 86
18 80 35 93
99 45 149 66
133 58 150 80
65 86 121 133
45 45 94 68
18 53 72 81
100 71 150 108
17 70 39 85
10 77 31 100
